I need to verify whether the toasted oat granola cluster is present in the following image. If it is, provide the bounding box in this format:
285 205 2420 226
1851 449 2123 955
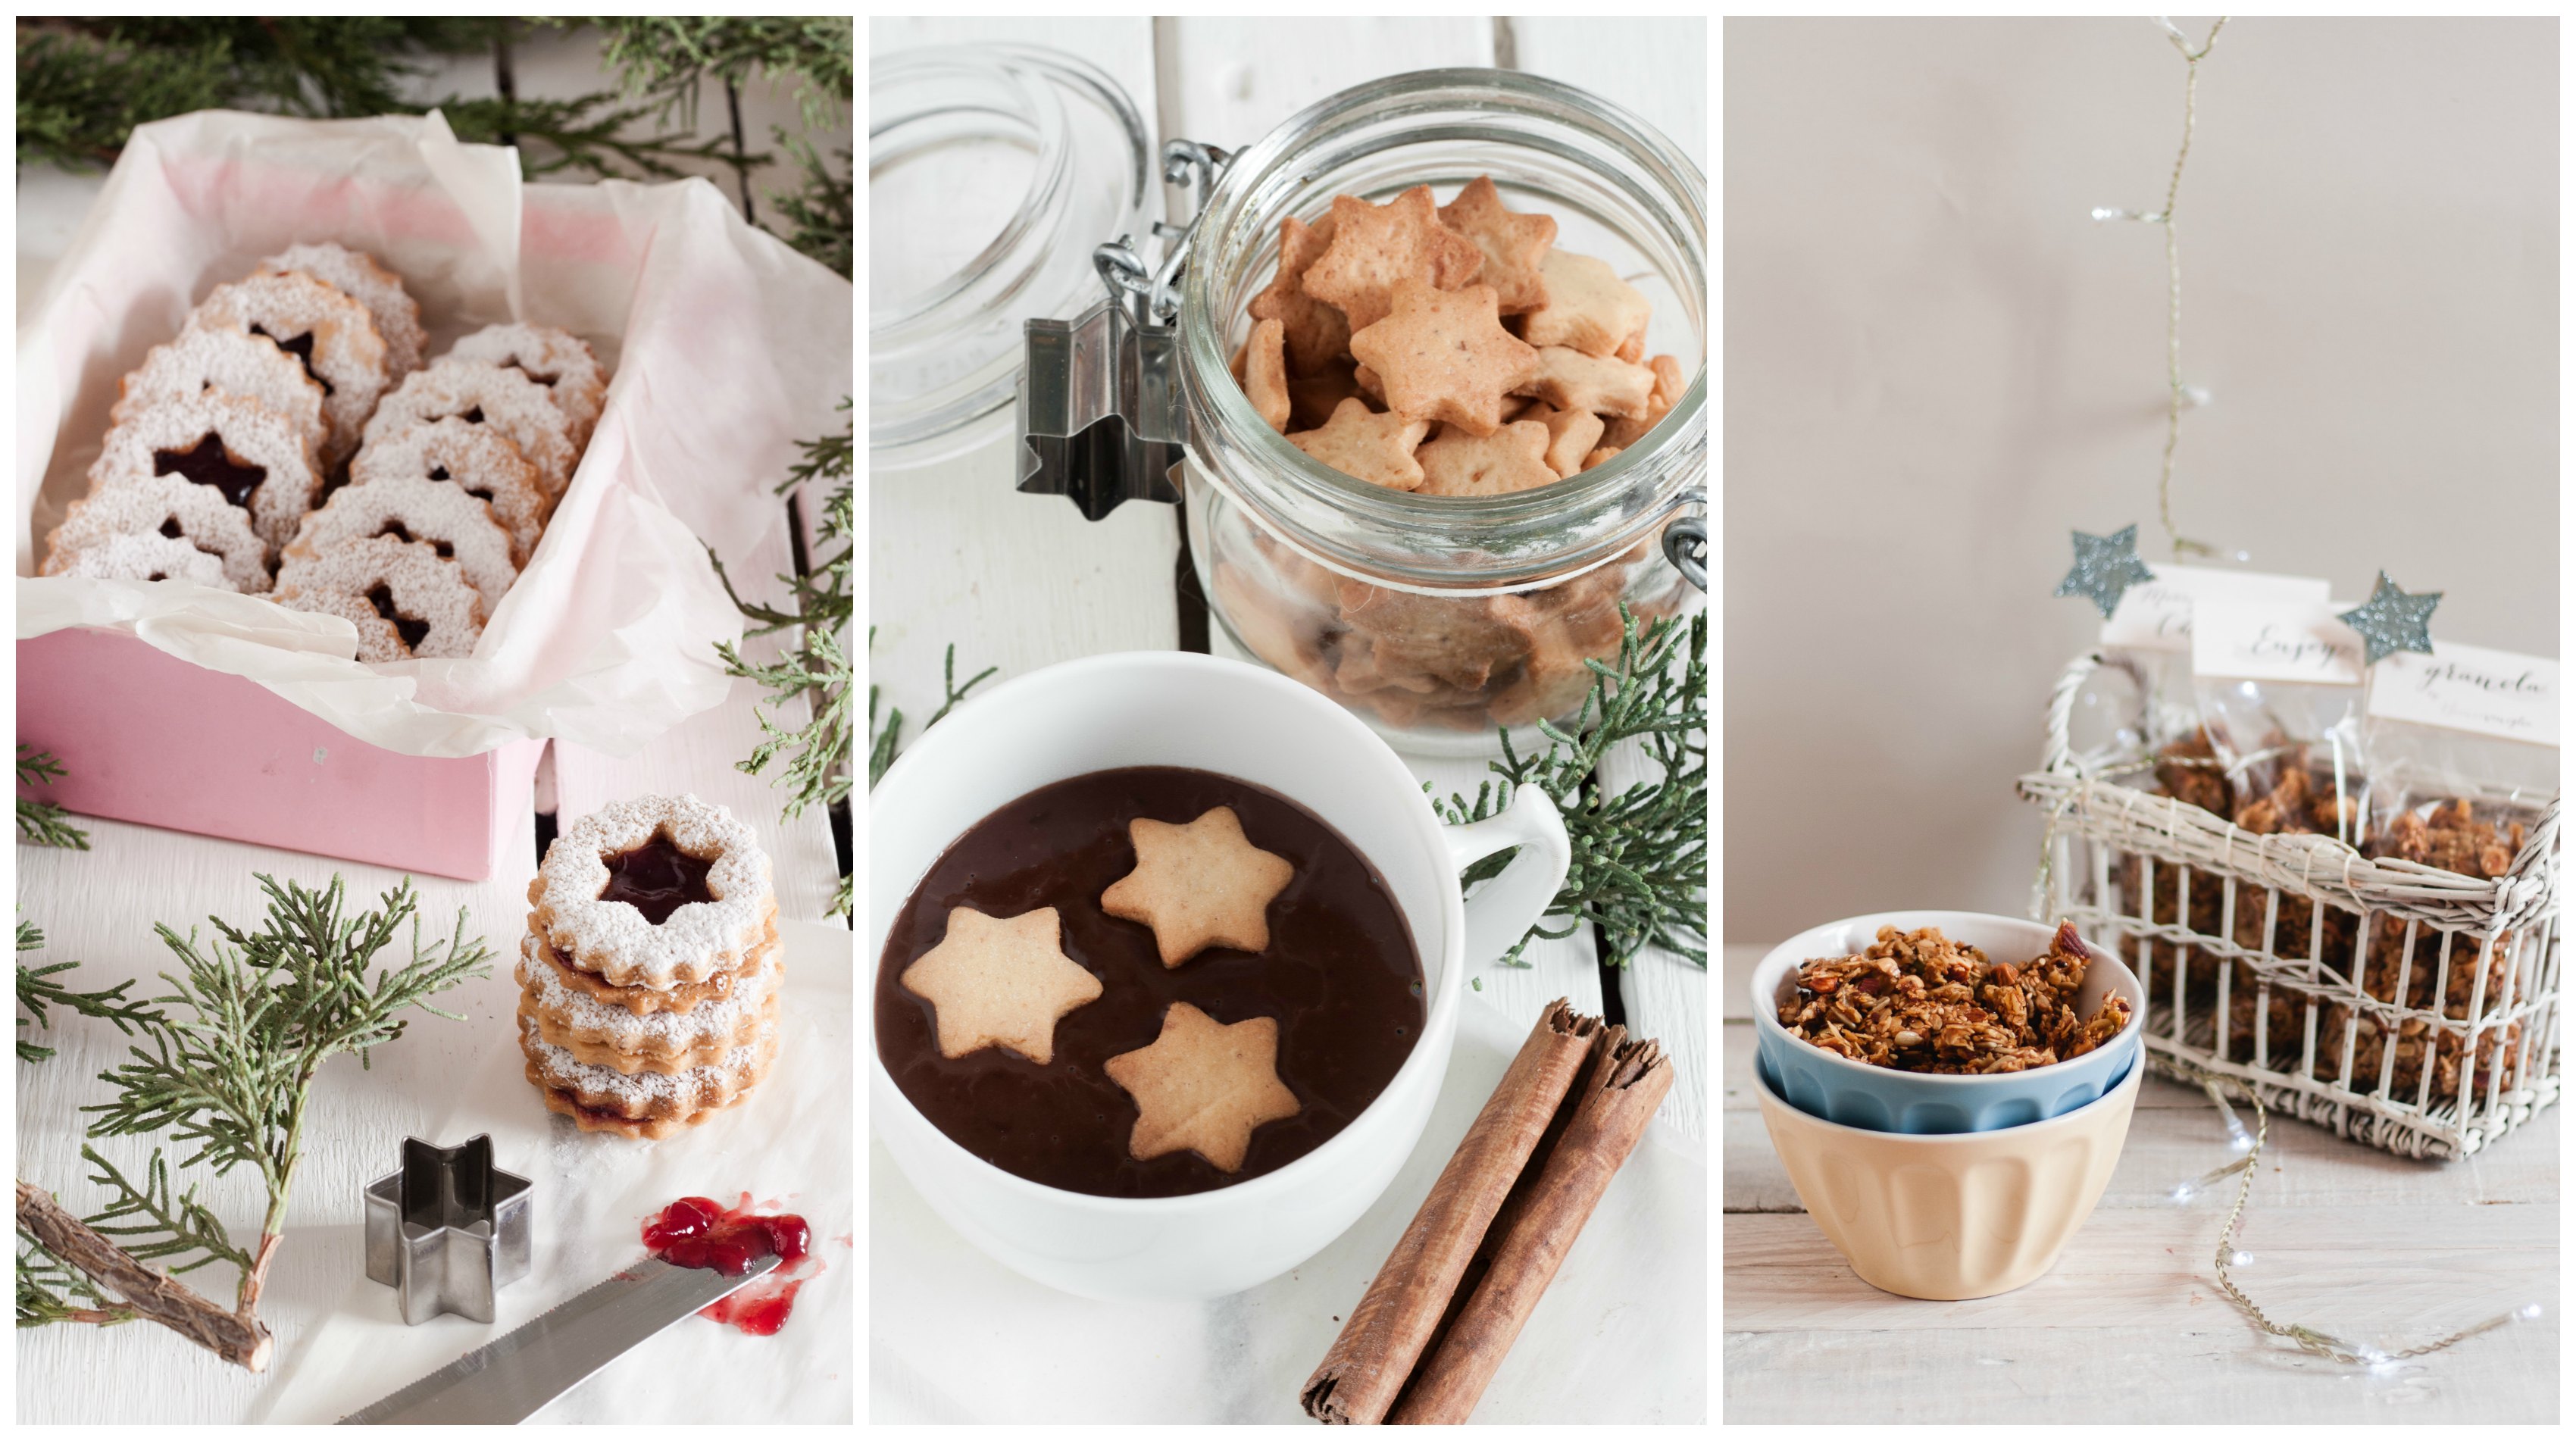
1777 921 2133 1075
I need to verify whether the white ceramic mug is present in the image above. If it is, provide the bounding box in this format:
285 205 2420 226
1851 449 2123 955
868 649 1572 1300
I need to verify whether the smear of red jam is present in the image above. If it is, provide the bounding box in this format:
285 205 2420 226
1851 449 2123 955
642 1193 814 1337
601 836 717 925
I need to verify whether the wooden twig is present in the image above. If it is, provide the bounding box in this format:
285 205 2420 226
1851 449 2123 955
14 1181 273 1373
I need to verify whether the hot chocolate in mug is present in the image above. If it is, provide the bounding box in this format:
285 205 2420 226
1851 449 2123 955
868 650 1571 1299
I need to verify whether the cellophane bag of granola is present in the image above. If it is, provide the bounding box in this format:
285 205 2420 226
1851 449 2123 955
2333 642 2559 1095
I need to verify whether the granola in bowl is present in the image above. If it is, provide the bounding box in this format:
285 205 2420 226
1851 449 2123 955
1777 921 2134 1075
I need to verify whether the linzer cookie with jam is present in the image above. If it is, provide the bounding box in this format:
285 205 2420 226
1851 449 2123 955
520 794 783 1139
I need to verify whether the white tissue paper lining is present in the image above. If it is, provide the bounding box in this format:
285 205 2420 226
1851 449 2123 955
14 109 853 759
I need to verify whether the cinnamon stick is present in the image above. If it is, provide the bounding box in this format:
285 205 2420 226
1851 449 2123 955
1388 1031 1674 1424
14 1180 274 1372
1300 999 1602 1424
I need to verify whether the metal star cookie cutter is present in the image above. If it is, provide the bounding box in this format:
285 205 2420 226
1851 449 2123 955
363 1135 532 1325
1017 139 1229 520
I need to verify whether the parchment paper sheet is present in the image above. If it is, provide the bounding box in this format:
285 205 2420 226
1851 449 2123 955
252 918 853 1424
868 991 1708 1423
14 108 854 759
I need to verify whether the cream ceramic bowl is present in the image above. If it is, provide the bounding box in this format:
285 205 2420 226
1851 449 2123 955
1752 1046 2140 1300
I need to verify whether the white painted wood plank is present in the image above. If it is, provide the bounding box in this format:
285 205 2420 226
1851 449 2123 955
866 17 1177 732
1603 739 1708 1146
1508 18 1708 173
1721 1021 2559 1423
1158 18 1493 153
14 817 536 1424
1724 1313 2555 1425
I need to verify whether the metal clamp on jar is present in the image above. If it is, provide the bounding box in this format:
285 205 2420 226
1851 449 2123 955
1019 67 1706 755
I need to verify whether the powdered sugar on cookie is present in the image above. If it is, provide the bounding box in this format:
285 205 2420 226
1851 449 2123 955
447 323 608 448
262 242 426 380
349 415 552 561
284 471 522 607
87 389 323 555
531 794 775 988
45 470 273 592
365 358 578 499
271 533 486 662
111 325 328 458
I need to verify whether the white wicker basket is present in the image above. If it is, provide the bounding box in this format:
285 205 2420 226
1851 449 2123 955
2018 652 2561 1159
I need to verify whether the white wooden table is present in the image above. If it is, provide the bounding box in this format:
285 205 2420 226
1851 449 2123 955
1722 1011 2561 1423
14 27 849 1424
868 14 1709 1136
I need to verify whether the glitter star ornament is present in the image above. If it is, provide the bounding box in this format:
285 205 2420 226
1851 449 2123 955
2337 571 2441 664
2054 524 2158 617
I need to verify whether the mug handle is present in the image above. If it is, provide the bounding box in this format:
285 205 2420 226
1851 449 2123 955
1443 785 1574 967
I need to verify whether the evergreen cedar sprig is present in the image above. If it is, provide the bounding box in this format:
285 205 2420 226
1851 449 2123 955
1433 606 1708 971
15 18 854 278
17 746 91 851
711 405 852 820
18 875 491 1344
17 921 159 1064
592 16 854 135
870 636 1001 789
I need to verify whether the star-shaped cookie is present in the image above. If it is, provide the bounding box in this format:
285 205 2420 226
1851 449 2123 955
1415 420 1559 497
1438 177 1556 314
1101 805 1296 965
1521 249 1652 358
1300 185 1484 333
1102 1002 1302 1172
1516 346 1656 420
1287 397 1431 491
1243 317 1292 433
1250 213 1351 375
900 906 1102 1064
1348 280 1541 438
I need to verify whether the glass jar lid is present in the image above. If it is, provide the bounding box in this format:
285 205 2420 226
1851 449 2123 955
869 45 1152 470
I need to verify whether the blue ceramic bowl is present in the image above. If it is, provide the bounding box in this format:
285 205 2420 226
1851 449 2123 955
1750 911 2144 1134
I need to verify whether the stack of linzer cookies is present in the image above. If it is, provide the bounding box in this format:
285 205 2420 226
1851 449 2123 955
516 796 783 1140
40 241 608 663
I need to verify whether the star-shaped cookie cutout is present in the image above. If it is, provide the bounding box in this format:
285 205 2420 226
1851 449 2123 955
1102 1002 1302 1172
1250 213 1351 375
1349 280 1541 438
1416 420 1560 497
1300 185 1485 333
1101 805 1296 965
2052 524 2157 619
1516 346 1655 420
1287 397 1431 491
1521 250 1652 358
1438 177 1556 314
900 906 1102 1064
1602 354 1687 449
2337 570 2442 664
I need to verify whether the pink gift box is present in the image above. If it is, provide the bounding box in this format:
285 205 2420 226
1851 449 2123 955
17 627 543 880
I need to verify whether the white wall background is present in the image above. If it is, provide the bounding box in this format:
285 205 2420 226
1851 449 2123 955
1722 17 2558 952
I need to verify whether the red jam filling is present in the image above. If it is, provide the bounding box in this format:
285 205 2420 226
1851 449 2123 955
365 584 431 651
251 324 333 395
600 835 716 925
155 435 267 508
642 1194 814 1337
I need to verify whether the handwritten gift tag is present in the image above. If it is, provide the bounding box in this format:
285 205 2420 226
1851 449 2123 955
2368 642 2559 745
2101 565 2331 652
2191 597 2365 686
